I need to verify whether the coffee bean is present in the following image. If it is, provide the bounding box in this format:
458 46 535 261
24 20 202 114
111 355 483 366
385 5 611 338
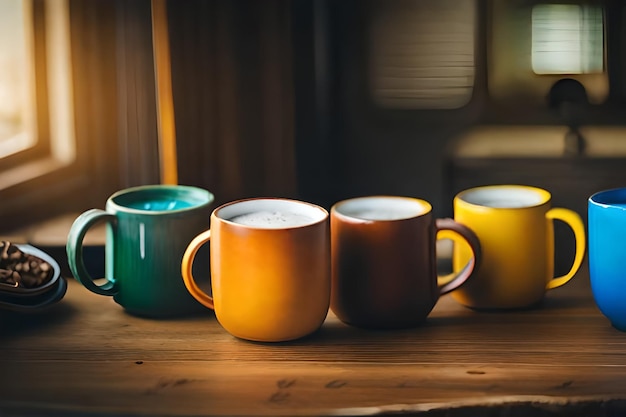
0 241 54 289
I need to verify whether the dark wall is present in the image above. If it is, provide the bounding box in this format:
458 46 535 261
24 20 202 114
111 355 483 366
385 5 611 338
293 0 487 214
297 0 626 217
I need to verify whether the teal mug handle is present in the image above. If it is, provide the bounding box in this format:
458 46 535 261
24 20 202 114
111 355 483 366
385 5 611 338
66 209 117 296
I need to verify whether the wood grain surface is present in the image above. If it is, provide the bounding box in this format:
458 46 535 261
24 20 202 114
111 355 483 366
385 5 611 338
2 266 626 416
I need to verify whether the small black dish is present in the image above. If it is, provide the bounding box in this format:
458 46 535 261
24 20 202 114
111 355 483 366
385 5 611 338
0 244 67 312
0 276 67 312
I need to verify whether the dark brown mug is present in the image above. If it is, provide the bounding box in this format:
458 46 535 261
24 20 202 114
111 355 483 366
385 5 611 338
330 196 481 329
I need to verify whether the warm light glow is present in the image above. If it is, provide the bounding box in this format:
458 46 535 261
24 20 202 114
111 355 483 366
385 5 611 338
47 0 76 163
532 4 604 75
152 0 178 185
0 0 76 190
0 0 36 158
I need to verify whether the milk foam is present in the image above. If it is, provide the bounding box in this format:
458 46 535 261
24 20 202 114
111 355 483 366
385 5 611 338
350 209 418 221
479 200 530 208
462 188 545 208
229 210 314 228
336 197 429 221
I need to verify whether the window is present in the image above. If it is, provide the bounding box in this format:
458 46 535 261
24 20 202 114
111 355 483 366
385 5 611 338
488 0 608 104
532 4 604 75
369 0 476 109
0 0 36 158
0 0 75 190
0 1 164 231
0 0 121 231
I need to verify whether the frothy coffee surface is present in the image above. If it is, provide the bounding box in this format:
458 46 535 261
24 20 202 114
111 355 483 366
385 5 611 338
479 200 531 208
229 210 314 228
349 209 417 221
461 187 546 208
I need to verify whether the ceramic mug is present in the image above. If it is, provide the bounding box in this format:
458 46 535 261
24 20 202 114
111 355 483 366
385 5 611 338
330 196 481 329
181 198 330 342
66 184 214 317
446 185 586 310
588 188 626 331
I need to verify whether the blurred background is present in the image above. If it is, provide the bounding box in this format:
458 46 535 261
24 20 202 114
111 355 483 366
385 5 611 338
1 0 625 272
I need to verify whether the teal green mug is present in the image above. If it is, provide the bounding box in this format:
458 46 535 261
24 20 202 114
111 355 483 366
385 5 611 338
66 185 214 317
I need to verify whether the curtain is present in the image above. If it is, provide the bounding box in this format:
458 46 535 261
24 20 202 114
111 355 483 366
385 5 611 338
168 0 297 206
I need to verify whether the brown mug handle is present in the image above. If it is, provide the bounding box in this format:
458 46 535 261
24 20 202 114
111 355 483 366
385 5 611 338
435 218 481 295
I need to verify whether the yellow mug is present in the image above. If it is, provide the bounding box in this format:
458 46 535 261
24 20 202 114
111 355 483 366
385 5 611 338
181 198 330 342
444 185 586 310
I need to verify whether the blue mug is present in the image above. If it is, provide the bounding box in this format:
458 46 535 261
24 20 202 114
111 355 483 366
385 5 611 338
588 188 626 331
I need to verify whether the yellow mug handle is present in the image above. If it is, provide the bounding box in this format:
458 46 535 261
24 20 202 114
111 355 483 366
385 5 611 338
181 230 214 309
545 207 586 290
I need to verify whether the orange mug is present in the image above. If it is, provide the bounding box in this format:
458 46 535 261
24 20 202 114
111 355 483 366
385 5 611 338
181 198 330 342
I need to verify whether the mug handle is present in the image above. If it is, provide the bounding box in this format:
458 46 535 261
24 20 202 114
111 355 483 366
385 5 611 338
545 207 586 290
66 209 117 296
181 230 214 310
435 218 481 295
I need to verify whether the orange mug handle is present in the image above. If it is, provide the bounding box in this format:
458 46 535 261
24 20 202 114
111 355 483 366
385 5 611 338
181 230 214 310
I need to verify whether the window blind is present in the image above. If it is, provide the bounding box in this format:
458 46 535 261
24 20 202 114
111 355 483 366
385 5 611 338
532 4 604 75
369 0 476 109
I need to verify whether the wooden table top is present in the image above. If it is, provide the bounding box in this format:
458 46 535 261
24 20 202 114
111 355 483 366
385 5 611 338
2 265 626 417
